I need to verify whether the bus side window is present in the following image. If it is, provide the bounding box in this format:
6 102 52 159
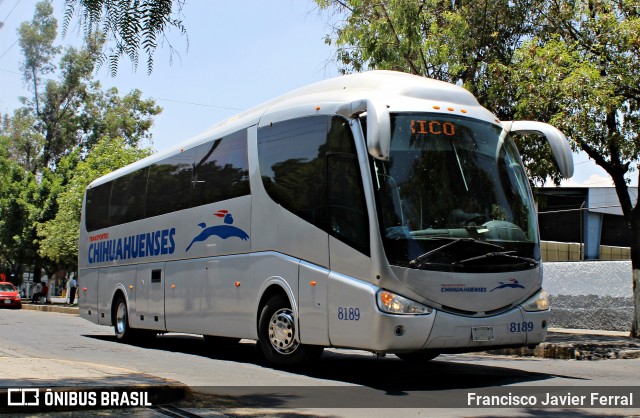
191 130 250 207
257 116 330 231
326 117 370 256
146 149 194 218
86 182 112 232
109 167 149 226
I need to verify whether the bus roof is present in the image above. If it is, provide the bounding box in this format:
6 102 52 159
88 70 494 188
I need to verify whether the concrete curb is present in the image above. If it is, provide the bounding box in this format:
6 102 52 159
21 303 79 315
487 330 640 360
487 343 640 360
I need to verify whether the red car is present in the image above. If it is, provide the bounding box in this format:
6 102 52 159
0 282 21 309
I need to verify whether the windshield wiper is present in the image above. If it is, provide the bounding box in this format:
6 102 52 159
409 237 504 268
452 251 538 268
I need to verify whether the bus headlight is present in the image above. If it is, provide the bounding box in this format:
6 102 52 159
377 290 432 315
522 289 550 312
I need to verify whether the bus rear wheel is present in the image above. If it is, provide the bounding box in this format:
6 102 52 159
258 294 323 366
113 295 155 342
113 295 134 341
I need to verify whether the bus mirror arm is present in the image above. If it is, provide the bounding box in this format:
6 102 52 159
337 99 391 161
503 121 574 178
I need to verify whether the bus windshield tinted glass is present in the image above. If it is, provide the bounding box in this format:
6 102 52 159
372 113 539 272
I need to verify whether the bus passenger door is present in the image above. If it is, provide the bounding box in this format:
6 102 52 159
135 262 166 331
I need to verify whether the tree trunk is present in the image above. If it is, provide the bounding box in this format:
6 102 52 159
33 263 42 283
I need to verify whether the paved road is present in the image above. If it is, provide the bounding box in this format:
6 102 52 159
1 309 639 417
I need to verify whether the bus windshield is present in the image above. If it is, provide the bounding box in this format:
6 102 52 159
371 113 540 272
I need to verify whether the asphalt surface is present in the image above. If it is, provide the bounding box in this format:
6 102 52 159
4 301 639 414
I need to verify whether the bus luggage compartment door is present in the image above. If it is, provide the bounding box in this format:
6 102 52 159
79 268 99 324
135 263 166 331
297 261 329 346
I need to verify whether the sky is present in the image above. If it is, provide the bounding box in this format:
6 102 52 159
0 0 634 188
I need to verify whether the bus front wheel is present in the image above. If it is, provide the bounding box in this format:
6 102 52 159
258 294 323 366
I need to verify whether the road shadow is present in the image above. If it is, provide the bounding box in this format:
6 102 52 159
82 333 615 411
84 333 580 390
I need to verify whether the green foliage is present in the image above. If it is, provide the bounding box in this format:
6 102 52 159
63 0 188 75
78 87 162 150
37 138 152 268
18 1 61 115
316 0 562 183
0 109 43 173
0 155 39 271
317 0 537 106
0 2 161 277
15 7 162 171
511 1 640 210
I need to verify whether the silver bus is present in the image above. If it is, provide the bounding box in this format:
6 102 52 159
79 71 573 365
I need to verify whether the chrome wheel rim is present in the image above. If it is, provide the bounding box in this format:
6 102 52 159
116 302 127 335
268 308 298 354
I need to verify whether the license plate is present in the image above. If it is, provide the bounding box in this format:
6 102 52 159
471 326 494 342
4 300 11 304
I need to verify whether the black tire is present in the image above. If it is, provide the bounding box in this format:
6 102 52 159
112 295 156 342
113 294 134 341
258 294 323 366
395 350 440 362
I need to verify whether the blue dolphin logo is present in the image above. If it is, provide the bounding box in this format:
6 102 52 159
186 210 249 252
490 278 525 292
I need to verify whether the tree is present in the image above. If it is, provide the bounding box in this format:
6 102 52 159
316 0 538 115
62 0 188 74
18 1 60 116
316 0 564 185
507 0 640 338
38 138 152 271
0 2 161 283
0 152 45 282
318 0 640 338
16 2 162 171
0 139 30 277
0 109 43 173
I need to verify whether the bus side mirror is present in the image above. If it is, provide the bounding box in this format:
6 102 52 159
337 99 391 161
503 121 574 178
366 101 391 160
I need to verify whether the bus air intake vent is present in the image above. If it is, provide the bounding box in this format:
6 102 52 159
440 305 477 316
484 304 514 316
